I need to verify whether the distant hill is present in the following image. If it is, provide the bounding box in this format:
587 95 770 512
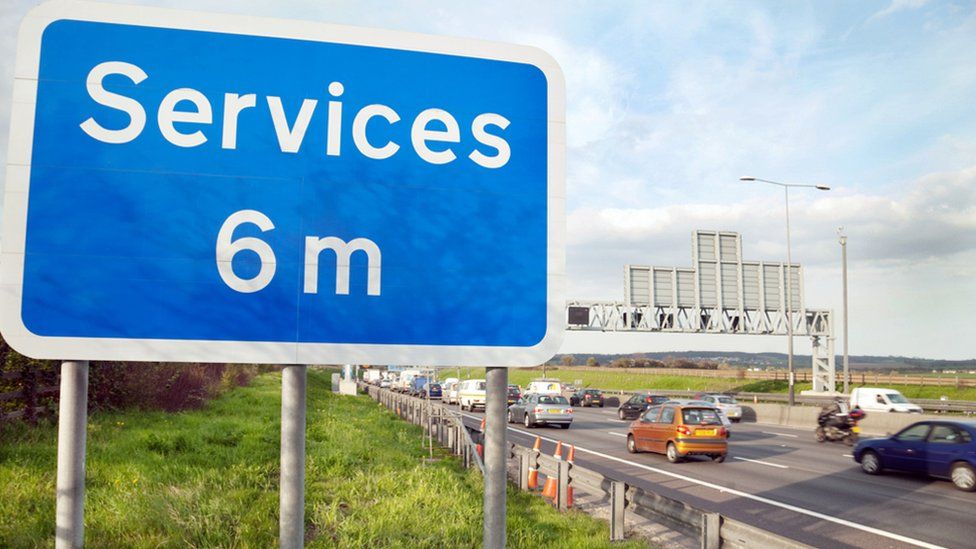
549 351 976 372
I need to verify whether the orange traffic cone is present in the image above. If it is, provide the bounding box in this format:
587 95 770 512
527 437 542 489
566 445 575 508
477 418 486 458
540 441 563 499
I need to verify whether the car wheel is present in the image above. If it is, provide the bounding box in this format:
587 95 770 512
524 413 533 428
507 411 514 423
712 454 726 463
627 434 638 453
618 409 626 420
860 450 882 475
599 403 604 408
844 433 858 447
815 427 826 442
666 443 681 463
951 462 976 492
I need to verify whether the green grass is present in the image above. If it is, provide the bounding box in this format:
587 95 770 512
452 368 976 401
0 369 643 548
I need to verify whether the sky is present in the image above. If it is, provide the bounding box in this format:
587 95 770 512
1 0 974 360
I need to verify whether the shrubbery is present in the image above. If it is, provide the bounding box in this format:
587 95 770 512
1 333 275 418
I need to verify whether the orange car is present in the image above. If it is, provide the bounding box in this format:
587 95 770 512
626 403 728 463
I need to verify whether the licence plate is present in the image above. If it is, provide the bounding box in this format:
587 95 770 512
696 429 716 436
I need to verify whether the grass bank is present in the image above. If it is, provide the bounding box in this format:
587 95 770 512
0 369 642 547
452 368 976 401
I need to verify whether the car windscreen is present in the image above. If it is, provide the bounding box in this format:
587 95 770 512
539 396 569 405
584 389 600 394
717 396 735 404
430 384 440 390
682 408 723 425
886 393 909 404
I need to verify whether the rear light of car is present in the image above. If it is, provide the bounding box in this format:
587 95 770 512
676 425 692 436
566 409 573 413
718 427 728 437
534 407 544 414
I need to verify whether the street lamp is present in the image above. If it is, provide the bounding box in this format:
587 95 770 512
740 176 831 406
838 227 849 394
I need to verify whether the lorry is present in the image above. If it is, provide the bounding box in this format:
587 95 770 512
410 376 431 396
850 388 923 413
364 369 383 384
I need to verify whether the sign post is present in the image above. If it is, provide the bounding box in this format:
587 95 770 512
4 2 564 546
280 365 307 549
55 360 88 549
484 367 509 549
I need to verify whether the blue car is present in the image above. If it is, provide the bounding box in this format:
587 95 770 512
853 420 976 492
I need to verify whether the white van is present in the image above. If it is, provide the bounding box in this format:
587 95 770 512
525 379 563 396
396 369 421 393
850 388 923 413
458 379 487 411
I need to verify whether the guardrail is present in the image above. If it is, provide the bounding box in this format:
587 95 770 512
362 383 808 548
589 388 976 415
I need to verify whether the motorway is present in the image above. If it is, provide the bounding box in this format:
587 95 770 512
445 401 973 548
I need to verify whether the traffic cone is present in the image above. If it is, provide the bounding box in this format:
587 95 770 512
527 436 541 489
566 445 575 508
540 441 563 499
477 418 486 458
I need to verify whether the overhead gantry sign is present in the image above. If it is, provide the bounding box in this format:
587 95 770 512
567 230 836 392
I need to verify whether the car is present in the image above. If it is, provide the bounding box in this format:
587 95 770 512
508 394 573 429
570 388 605 407
506 386 522 406
853 420 976 492
696 393 743 422
442 381 459 404
421 382 442 400
458 379 487 411
627 403 728 463
617 393 670 420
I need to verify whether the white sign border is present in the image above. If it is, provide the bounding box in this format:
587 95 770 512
0 0 566 366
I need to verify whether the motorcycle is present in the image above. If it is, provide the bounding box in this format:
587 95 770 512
815 406 865 446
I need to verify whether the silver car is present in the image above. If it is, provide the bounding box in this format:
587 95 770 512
698 394 743 422
508 394 574 429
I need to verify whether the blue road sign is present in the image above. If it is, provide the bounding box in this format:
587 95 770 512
2 3 565 365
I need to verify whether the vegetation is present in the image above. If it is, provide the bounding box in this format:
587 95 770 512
0 369 643 547
455 368 976 401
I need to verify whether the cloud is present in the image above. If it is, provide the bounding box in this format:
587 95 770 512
869 0 931 21
564 165 976 301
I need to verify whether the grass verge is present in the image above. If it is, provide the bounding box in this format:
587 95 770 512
0 369 643 548
452 368 976 401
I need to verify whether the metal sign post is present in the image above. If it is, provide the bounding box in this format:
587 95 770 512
55 360 88 549
483 367 508 549
280 365 307 549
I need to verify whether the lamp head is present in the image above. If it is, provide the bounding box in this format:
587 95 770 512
816 184 831 190
739 176 756 181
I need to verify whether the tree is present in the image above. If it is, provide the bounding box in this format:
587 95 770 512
561 355 575 367
586 357 598 367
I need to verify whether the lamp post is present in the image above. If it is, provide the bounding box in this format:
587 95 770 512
740 176 830 406
838 227 849 394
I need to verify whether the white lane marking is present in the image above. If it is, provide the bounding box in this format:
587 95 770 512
762 431 799 438
733 456 788 469
608 432 627 437
460 412 945 549
843 454 854 458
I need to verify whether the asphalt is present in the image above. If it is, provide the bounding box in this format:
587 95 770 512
445 400 974 549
